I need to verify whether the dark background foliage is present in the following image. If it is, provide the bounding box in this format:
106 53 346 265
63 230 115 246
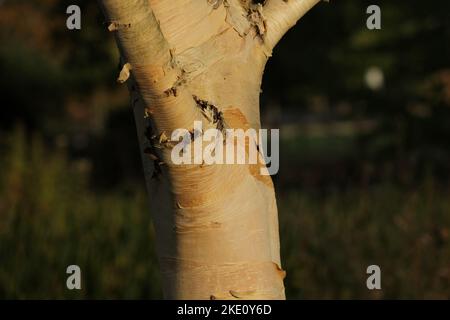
0 0 449 298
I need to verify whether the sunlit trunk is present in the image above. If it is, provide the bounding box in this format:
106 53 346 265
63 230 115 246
99 0 320 300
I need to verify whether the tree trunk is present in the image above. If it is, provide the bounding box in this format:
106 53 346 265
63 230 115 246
99 0 320 300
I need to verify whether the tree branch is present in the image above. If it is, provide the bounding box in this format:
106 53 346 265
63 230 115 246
99 0 171 65
263 0 321 53
99 0 200 133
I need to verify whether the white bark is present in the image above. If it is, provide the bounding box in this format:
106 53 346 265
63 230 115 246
99 0 320 300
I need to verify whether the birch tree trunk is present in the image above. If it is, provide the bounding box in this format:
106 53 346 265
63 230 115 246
99 0 320 300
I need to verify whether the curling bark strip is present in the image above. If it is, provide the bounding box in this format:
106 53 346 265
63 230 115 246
99 0 321 299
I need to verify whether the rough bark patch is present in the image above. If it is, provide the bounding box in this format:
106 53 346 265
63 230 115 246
223 108 274 189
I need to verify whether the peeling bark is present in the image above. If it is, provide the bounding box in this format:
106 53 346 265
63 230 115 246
99 0 320 300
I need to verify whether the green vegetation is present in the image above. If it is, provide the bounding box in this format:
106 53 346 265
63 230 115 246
1 128 449 299
0 127 161 299
281 182 450 299
0 0 449 299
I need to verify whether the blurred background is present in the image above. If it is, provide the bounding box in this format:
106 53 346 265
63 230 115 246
0 0 449 299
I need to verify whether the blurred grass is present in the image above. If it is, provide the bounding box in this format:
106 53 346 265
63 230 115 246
0 126 161 299
281 133 355 162
1 126 449 299
280 181 450 299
